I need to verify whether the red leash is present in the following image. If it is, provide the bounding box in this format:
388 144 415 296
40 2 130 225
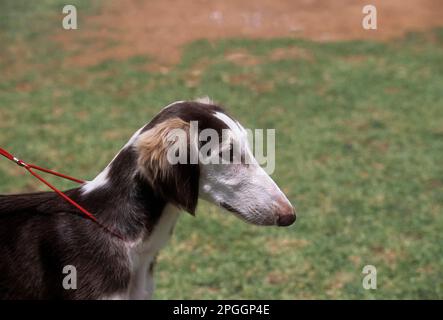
0 147 124 240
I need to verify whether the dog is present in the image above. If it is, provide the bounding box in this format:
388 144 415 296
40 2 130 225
0 98 295 299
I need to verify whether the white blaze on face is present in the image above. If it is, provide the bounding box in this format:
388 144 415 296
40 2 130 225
198 112 296 226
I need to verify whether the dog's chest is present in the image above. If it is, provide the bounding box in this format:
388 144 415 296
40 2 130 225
140 204 180 254
126 204 180 299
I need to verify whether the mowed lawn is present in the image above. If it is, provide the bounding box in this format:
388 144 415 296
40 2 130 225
1 1 442 299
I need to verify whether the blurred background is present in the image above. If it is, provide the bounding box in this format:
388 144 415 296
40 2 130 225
0 0 442 299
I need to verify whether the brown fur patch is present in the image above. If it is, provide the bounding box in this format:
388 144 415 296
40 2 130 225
134 117 200 214
135 117 190 184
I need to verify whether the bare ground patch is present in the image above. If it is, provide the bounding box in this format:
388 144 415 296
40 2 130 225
55 0 443 67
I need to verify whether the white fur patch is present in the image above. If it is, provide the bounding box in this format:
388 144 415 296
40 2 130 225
126 204 180 300
213 111 254 161
99 204 180 300
162 100 185 110
123 127 144 150
81 127 144 195
80 166 110 194
195 96 213 105
214 111 239 130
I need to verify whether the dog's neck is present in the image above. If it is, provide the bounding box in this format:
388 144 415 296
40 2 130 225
77 143 179 299
78 145 167 240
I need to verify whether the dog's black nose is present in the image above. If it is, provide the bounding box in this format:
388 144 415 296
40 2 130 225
275 199 296 226
277 212 296 226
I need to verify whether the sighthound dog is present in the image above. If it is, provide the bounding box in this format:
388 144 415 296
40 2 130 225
0 99 296 299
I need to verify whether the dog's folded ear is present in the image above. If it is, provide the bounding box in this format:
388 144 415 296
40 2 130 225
135 118 199 215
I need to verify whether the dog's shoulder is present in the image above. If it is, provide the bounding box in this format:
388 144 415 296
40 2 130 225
0 189 131 299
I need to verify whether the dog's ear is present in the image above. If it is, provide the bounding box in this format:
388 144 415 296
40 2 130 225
135 118 199 215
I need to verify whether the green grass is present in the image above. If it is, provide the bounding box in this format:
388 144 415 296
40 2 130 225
1 1 442 299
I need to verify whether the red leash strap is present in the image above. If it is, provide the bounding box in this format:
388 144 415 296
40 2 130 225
0 147 124 240
0 148 85 184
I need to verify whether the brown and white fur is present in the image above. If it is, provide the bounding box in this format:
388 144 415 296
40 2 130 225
0 99 295 299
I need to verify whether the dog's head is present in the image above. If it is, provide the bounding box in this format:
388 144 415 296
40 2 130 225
135 99 296 226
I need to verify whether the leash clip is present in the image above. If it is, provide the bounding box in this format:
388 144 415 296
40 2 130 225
13 157 26 167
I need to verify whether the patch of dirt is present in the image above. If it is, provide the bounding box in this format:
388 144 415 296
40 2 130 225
341 55 369 64
348 255 362 267
371 246 406 267
56 0 443 67
269 47 313 61
181 57 213 88
416 264 435 275
225 49 262 66
266 271 289 285
326 271 354 296
265 237 310 256
224 73 275 93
